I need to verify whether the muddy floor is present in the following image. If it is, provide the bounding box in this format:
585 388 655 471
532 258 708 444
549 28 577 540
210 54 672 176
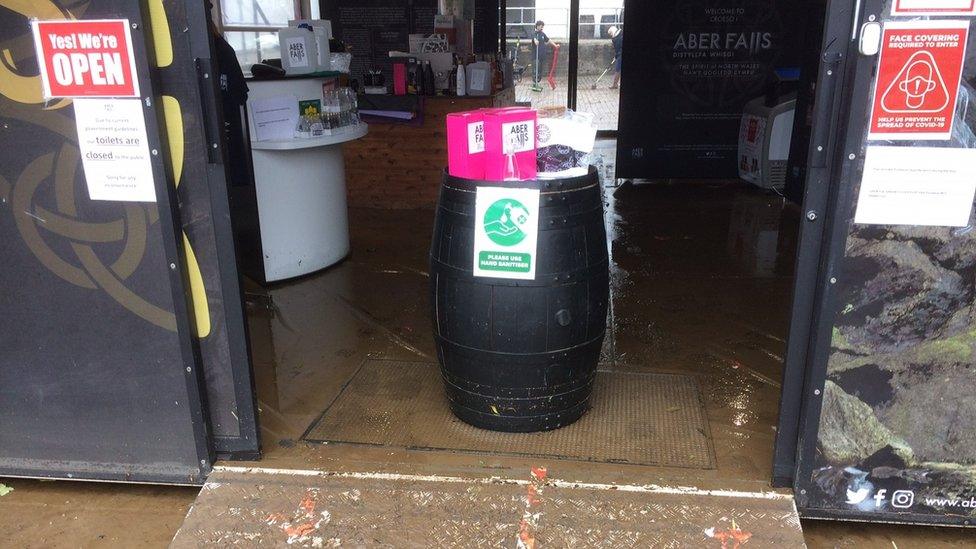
2 170 975 546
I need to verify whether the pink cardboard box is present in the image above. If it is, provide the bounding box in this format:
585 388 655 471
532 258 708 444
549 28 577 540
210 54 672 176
482 108 537 181
446 111 485 179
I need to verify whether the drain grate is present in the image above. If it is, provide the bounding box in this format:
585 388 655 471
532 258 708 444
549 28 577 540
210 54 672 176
304 360 715 469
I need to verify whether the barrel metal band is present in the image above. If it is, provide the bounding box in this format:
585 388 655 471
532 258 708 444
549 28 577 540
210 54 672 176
430 257 610 287
441 371 596 400
433 331 606 359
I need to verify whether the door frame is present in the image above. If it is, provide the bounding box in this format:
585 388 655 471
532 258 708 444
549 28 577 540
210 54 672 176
772 0 861 488
188 0 263 460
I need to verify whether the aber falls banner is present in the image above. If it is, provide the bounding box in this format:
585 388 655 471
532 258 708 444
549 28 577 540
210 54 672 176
617 0 805 179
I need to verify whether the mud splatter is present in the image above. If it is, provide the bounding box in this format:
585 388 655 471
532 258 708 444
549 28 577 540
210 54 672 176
265 488 332 545
517 466 548 549
705 518 753 548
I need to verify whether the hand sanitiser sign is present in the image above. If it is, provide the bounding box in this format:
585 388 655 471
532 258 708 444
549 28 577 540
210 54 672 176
473 186 541 280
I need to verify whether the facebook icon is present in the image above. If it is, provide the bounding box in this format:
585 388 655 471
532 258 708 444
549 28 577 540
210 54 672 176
874 489 888 508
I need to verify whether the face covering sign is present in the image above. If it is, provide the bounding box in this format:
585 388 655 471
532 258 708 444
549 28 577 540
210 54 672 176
868 20 970 141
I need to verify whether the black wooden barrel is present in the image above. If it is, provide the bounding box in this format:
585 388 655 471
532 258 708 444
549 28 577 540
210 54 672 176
430 167 609 432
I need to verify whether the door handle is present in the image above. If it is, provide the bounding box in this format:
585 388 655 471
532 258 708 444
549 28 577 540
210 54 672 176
858 22 882 56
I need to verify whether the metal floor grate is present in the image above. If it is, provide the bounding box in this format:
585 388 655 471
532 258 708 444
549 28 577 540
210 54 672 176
304 360 715 469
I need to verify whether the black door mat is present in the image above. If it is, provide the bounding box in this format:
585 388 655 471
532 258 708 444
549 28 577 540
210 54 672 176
303 360 715 469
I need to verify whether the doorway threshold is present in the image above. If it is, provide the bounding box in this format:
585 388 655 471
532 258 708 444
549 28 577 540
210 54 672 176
172 464 802 547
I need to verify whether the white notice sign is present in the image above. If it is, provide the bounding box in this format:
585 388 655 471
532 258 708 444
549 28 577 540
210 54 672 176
250 95 298 141
854 146 976 227
73 98 156 202
473 186 541 280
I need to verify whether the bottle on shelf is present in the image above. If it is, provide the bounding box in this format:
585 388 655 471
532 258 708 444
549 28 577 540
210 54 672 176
423 60 436 96
456 55 467 97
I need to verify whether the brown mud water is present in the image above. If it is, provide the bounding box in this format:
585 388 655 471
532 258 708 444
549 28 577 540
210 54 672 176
429 168 609 432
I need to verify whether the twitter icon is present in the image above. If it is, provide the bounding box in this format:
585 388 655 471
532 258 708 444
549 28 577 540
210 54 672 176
846 486 870 505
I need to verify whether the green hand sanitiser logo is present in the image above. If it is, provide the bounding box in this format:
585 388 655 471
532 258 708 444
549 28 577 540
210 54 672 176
483 199 531 246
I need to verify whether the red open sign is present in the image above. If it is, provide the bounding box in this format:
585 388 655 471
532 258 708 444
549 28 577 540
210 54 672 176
32 19 140 98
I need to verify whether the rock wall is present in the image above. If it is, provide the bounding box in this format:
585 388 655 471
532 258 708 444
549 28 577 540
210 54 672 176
810 215 976 516
821 222 976 465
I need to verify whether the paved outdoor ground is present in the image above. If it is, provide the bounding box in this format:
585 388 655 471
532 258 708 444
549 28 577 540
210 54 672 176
516 74 620 131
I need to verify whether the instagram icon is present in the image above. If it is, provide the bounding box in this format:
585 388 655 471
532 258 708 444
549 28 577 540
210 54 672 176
891 490 915 509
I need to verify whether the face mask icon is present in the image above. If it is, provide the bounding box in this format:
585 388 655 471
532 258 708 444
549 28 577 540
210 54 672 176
898 59 938 109
881 50 950 114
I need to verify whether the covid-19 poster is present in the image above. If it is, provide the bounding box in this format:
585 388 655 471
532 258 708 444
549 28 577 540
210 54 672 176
617 0 806 179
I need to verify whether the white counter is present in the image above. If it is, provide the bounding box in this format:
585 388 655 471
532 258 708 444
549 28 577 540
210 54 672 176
251 123 368 150
246 77 367 282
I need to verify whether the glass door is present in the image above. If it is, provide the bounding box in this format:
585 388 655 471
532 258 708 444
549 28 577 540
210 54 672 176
507 1 572 112
505 1 624 132
575 1 624 131
504 1 624 131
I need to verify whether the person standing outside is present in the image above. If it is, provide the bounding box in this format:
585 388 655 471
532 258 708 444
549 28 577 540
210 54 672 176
608 25 623 90
531 20 559 92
